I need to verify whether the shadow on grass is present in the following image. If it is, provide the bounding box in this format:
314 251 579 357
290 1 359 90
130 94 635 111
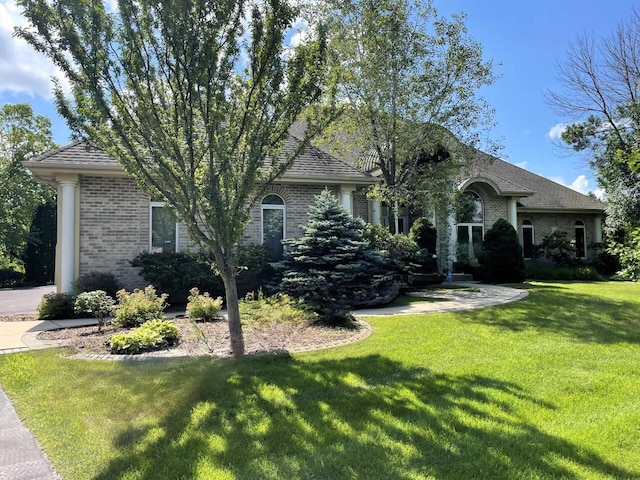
462 284 640 344
93 354 633 480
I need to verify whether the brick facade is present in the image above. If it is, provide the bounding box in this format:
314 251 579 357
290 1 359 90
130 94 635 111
79 175 148 289
78 178 370 289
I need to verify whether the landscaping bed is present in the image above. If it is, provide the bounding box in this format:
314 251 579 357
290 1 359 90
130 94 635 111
36 316 371 357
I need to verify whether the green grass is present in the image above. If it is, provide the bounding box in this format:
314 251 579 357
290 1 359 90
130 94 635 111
2 281 640 479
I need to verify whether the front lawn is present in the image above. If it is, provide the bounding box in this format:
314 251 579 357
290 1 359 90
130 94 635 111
1 281 640 479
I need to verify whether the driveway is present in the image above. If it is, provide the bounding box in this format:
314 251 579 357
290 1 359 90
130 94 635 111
0 285 56 316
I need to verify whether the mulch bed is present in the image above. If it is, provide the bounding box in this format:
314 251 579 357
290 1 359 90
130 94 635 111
33 316 371 358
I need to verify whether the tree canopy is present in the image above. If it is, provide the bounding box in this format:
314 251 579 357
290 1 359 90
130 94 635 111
317 0 498 227
16 0 334 355
547 8 640 278
0 103 56 268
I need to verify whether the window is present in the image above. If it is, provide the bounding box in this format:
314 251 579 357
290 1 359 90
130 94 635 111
522 219 534 259
575 220 586 258
150 202 179 253
456 191 484 264
261 194 285 261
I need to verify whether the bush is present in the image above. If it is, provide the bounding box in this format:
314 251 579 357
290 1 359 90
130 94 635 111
0 268 25 288
74 271 122 299
240 292 316 326
479 218 526 283
409 218 437 253
368 224 438 282
113 286 168 328
37 293 75 320
536 231 579 267
235 244 274 296
131 252 223 304
74 290 116 331
186 288 223 322
109 319 179 354
609 228 640 281
525 265 605 281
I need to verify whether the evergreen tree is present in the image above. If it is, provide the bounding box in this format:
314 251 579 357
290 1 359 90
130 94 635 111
280 190 379 323
479 219 526 284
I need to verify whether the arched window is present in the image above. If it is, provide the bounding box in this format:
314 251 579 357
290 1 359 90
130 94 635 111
522 219 534 259
575 220 586 258
456 191 484 264
261 194 285 261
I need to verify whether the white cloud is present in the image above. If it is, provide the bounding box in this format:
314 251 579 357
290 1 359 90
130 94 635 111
548 123 567 140
551 174 605 199
0 0 66 98
515 161 528 169
570 174 589 194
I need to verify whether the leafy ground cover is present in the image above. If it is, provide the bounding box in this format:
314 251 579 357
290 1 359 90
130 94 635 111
1 281 640 479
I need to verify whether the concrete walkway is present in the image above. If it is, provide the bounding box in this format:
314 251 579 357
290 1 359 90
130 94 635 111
0 282 528 479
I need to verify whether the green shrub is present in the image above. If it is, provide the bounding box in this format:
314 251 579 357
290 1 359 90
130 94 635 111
0 268 25 288
368 224 438 280
113 286 168 328
37 293 75 320
74 271 122 299
186 288 223 322
525 265 605 281
109 319 179 354
609 228 640 281
74 290 116 331
240 292 316 327
409 218 437 253
131 252 223 304
536 231 579 267
480 218 526 283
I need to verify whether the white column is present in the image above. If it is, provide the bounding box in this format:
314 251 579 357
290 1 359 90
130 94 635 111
59 179 77 293
447 213 456 272
340 184 356 215
594 216 603 244
371 199 382 225
508 197 518 231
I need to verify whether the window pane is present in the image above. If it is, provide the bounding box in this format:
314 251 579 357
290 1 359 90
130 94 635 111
471 225 484 258
263 208 284 261
152 206 176 253
523 227 534 258
575 227 586 258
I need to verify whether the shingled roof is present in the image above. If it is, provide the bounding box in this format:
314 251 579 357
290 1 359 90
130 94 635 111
464 152 605 212
26 135 374 184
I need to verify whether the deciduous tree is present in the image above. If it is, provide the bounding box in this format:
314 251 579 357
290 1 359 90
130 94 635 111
547 9 640 278
17 0 333 356
317 0 498 229
0 103 56 268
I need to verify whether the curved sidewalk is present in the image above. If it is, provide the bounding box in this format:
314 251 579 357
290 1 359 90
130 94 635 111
355 283 528 317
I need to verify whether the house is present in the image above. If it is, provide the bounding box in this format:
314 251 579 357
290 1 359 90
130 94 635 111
25 135 605 293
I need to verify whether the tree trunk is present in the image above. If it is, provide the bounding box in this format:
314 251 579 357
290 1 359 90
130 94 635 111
219 268 245 357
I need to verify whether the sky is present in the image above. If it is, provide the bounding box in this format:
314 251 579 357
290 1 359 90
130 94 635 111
0 0 637 198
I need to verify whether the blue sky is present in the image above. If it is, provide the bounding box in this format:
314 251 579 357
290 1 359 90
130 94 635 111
0 0 637 197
